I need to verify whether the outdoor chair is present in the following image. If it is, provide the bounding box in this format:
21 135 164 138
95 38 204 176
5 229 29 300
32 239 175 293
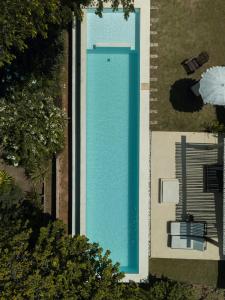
169 221 207 237
182 58 200 74
181 51 209 75
169 235 207 251
196 51 209 66
204 164 223 193
168 221 207 251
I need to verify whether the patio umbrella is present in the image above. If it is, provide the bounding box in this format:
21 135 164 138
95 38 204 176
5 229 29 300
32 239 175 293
199 66 225 105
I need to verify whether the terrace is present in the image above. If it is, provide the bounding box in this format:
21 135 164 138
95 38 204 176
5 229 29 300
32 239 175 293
150 131 224 260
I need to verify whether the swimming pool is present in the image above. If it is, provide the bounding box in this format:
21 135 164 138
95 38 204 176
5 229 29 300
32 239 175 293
86 47 139 273
86 10 140 273
74 4 150 280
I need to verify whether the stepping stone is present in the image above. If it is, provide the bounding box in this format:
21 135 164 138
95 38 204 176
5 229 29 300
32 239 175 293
150 98 158 102
150 77 158 82
150 110 158 114
150 43 158 47
150 6 159 10
150 54 158 59
151 18 159 23
150 31 158 35
150 120 158 125
150 65 158 70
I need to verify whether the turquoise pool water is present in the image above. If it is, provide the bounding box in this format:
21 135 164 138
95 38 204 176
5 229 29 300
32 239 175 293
86 10 140 274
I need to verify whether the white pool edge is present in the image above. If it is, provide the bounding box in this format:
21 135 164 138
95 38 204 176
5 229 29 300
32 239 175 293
77 0 150 282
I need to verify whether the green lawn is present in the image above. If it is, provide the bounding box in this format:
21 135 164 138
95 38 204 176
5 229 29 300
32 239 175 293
150 0 225 131
149 258 225 288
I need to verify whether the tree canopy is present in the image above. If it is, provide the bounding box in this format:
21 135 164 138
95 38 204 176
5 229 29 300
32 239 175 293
0 183 140 299
0 0 134 67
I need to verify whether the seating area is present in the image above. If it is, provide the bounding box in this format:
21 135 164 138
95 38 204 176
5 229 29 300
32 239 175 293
181 51 209 75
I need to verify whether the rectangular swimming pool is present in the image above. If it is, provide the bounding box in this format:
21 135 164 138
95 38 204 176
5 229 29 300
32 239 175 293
86 46 139 273
75 3 150 281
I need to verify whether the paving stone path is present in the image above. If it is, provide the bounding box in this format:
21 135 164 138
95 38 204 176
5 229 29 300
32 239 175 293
150 3 159 127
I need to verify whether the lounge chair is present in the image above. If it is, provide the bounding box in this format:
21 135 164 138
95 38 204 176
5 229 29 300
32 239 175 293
196 51 209 66
169 221 206 236
170 235 207 251
168 221 207 251
182 58 200 74
181 51 209 75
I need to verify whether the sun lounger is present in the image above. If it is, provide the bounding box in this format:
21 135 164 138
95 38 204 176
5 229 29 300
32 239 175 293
168 221 207 251
181 51 209 75
196 51 209 66
170 235 206 251
181 58 200 74
169 221 206 237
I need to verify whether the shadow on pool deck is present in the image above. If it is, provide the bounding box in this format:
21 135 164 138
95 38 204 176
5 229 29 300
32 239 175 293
169 79 203 112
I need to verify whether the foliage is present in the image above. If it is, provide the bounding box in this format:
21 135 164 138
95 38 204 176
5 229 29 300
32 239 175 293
0 29 64 100
0 0 134 67
204 120 225 133
139 278 195 300
0 170 13 193
0 0 62 67
0 79 66 177
0 186 139 300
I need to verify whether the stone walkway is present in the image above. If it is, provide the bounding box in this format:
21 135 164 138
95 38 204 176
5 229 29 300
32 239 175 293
150 3 159 127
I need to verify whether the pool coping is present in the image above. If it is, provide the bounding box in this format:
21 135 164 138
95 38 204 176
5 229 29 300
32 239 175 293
73 0 150 282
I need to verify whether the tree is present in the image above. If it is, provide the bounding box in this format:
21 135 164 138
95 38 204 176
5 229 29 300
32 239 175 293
0 0 134 67
0 79 66 177
0 184 139 299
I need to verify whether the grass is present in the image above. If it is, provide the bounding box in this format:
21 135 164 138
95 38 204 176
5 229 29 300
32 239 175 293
149 258 225 288
150 0 225 131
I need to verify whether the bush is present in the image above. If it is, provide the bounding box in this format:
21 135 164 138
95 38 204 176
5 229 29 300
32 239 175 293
0 170 13 193
0 79 66 177
139 279 195 300
203 120 225 133
0 186 139 299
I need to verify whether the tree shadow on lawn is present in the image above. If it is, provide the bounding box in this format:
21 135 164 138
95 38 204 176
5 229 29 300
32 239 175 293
170 78 203 112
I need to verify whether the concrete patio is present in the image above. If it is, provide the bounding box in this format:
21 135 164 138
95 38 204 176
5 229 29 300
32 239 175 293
150 131 222 260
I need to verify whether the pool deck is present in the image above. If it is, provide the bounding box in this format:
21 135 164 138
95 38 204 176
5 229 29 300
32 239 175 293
150 131 220 260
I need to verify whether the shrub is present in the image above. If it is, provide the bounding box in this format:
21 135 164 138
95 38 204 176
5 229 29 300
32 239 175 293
0 186 139 300
203 120 225 133
139 279 195 300
0 79 66 177
0 170 13 193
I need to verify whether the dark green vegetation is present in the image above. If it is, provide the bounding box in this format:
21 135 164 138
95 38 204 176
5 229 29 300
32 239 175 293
0 0 135 179
150 0 225 131
0 179 196 300
0 0 134 66
0 183 137 299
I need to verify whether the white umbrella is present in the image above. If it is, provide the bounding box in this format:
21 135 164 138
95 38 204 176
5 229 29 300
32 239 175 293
199 66 225 105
